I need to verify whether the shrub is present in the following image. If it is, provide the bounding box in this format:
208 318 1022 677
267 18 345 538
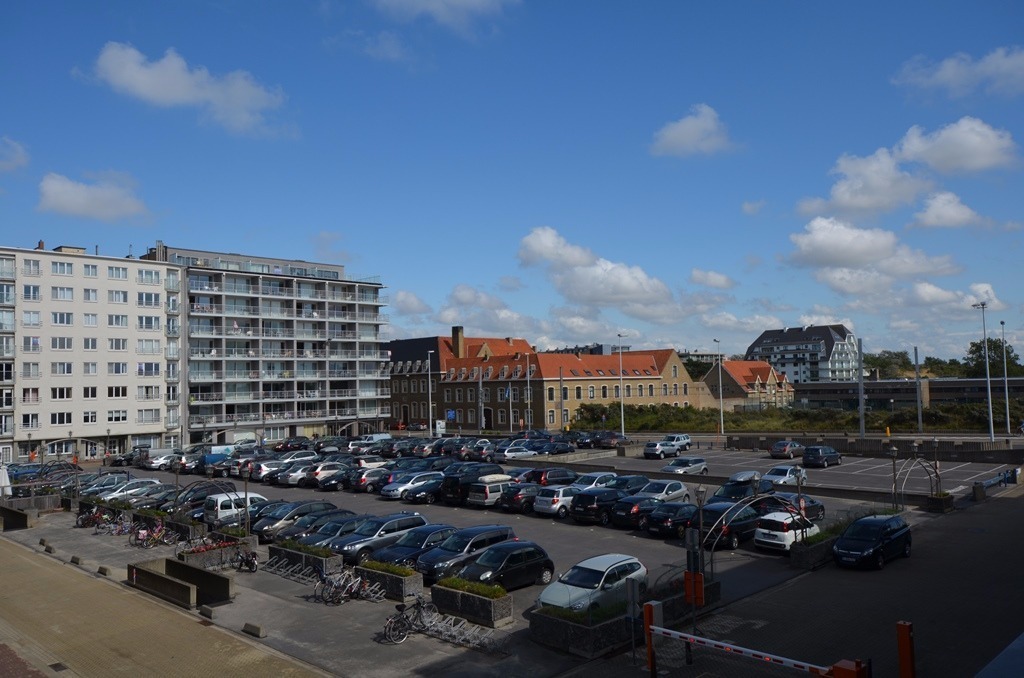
534 601 628 625
435 576 507 599
360 560 415 577
107 499 132 510
277 539 333 559
135 508 169 518
218 526 248 537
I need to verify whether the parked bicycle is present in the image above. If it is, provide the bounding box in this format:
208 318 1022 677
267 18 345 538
383 593 439 644
76 507 113 529
95 512 138 536
233 546 259 573
129 520 178 548
312 566 350 604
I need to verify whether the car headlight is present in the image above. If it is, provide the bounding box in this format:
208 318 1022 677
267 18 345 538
570 601 586 611
342 543 356 551
480 571 493 581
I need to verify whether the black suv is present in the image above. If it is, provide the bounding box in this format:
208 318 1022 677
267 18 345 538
524 467 579 486
833 514 911 569
498 483 543 513
712 472 775 502
414 524 517 583
569 487 629 525
699 502 760 550
439 462 504 505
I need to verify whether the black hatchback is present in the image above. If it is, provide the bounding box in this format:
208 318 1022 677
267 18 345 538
569 488 629 525
832 514 911 569
610 496 664 530
458 540 555 591
699 502 760 550
645 502 699 538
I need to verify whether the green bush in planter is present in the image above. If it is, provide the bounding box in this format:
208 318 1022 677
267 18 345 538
435 576 507 599
218 526 248 538
135 508 168 518
534 601 628 625
107 499 133 511
277 539 333 559
360 560 415 577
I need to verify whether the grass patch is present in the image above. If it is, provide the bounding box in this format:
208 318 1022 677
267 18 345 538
435 576 507 599
360 560 416 577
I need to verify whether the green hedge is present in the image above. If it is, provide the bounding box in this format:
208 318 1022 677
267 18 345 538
534 601 627 625
277 539 333 559
435 576 507 599
360 560 415 577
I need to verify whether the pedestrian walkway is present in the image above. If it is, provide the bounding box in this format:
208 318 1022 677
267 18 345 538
0 538 326 677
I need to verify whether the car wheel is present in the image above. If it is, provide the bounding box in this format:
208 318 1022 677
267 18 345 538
638 516 649 531
788 452 794 459
357 550 370 564
598 510 610 526
682 494 690 503
836 456 843 465
875 552 885 570
400 490 409 500
659 451 665 459
365 483 376 493
159 464 168 471
903 539 912 558
727 533 740 550
556 506 568 519
822 460 829 468
424 494 436 505
484 456 492 463
538 568 553 585
700 468 709 475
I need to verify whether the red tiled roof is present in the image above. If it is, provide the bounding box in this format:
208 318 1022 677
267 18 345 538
722 360 787 391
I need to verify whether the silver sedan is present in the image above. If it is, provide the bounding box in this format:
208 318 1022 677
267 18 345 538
380 471 445 500
659 457 708 475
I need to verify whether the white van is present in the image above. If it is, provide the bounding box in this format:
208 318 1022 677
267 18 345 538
203 491 268 529
347 433 392 451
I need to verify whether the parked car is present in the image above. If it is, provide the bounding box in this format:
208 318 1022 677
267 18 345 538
273 508 357 542
536 553 648 611
712 471 775 502
369 523 457 566
414 524 517 583
498 482 543 513
202 491 271 529
754 512 821 552
277 449 318 464
251 499 338 543
523 467 579 487
571 471 618 490
660 457 708 475
123 483 178 507
273 436 311 453
142 452 182 471
699 502 761 550
770 440 805 460
495 444 538 463
610 496 664 530
458 540 554 590
774 492 826 522
466 474 516 508
328 512 430 564
643 434 692 459
345 467 391 493
537 442 576 456
832 514 912 569
128 487 181 510
802 446 843 468
634 480 690 503
297 513 374 547
439 463 504 505
765 465 807 486
405 477 446 505
565 430 595 448
603 475 649 495
380 471 446 500
645 502 699 539
98 477 162 500
569 487 629 525
532 485 581 519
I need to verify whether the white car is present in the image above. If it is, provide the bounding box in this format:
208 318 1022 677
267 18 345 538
143 453 182 471
659 457 708 475
571 471 618 489
753 511 820 552
495 445 537 462
281 464 315 486
764 465 807 486
533 484 581 519
634 480 690 503
98 477 162 500
537 553 648 611
380 471 445 500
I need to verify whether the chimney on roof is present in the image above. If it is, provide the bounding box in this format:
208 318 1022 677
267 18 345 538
36 240 45 250
452 326 465 359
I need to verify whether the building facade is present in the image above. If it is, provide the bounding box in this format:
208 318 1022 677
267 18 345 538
702 360 794 412
744 324 859 384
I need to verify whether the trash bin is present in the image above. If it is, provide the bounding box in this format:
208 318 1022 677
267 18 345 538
973 482 986 502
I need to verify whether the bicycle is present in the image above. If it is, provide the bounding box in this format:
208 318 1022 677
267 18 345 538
312 566 350 604
383 593 439 644
76 507 112 529
232 546 259 573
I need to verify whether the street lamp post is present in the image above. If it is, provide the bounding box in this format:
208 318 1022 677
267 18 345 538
890 445 899 511
713 339 724 445
1001 320 1010 435
617 334 626 441
426 350 435 437
241 466 251 535
972 302 995 441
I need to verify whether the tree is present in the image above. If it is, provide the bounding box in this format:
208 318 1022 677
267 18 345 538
863 350 913 379
684 359 713 381
922 356 964 378
963 338 1023 378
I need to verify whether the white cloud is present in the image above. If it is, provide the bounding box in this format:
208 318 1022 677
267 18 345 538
650 104 735 157
93 42 286 135
798 311 854 330
690 268 735 289
741 200 765 215
798 148 931 215
893 46 1024 97
37 172 147 221
0 136 29 171
897 117 1017 173
790 217 897 268
701 311 783 334
362 31 409 62
448 283 507 310
371 0 519 36
909 281 1007 312
912 191 982 228
393 290 432 315
814 268 894 296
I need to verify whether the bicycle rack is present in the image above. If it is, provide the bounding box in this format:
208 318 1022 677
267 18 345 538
263 556 282 573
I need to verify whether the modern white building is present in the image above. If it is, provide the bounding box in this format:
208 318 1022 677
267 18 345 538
141 242 390 446
0 242 182 463
743 324 860 384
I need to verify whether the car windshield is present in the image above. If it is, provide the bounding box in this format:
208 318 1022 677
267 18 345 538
394 530 428 547
559 565 604 589
267 503 300 519
642 482 668 493
294 513 323 528
714 484 749 499
845 523 883 539
353 520 386 537
606 477 638 490
766 469 786 477
438 534 472 553
474 549 508 568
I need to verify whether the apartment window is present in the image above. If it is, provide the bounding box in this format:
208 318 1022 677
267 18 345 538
137 269 161 285
22 311 40 327
625 385 632 398
455 388 463 403
137 315 160 331
51 312 73 326
46 362 71 378
109 338 128 351
83 411 97 423
575 386 582 400
548 410 555 425
23 259 40 276
136 339 160 354
107 410 127 423
108 290 128 303
138 385 160 400
137 362 160 377
648 385 655 397
108 362 128 375
83 337 97 350
83 362 97 375
84 264 97 277
51 261 73 275
84 288 98 302
51 337 73 351
588 386 595 399
51 387 73 400
547 387 555 401
51 286 74 301
22 388 39 403
108 314 128 327
50 412 73 425
22 336 40 353
602 385 608 398
22 284 40 301
21 414 39 430
137 292 161 307
84 313 97 327
83 386 97 399
137 408 161 423
108 385 127 398
108 266 128 280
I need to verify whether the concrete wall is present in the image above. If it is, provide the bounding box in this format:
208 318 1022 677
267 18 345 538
127 558 233 609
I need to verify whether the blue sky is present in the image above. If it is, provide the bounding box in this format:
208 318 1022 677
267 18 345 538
1 1 1022 360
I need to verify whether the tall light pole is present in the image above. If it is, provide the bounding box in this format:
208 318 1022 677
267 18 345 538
524 354 531 430
972 302 995 442
1001 320 1010 435
617 334 626 440
426 350 435 437
714 339 724 444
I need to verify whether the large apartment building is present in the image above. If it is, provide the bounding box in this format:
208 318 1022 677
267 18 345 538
744 324 860 384
0 240 388 464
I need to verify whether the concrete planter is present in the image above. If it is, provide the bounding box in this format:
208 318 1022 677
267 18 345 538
267 544 345 575
177 543 235 569
790 536 839 570
528 608 640 659
210 532 258 551
430 585 514 628
926 494 954 514
354 565 423 601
